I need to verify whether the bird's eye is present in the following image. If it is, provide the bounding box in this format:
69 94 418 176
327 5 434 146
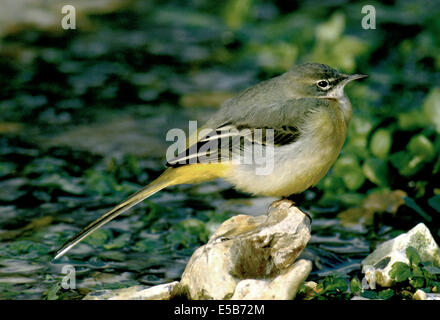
317 80 330 89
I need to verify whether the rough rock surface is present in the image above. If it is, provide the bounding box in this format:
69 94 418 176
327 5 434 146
230 259 312 300
83 282 180 300
361 223 440 288
83 200 313 300
179 200 311 299
413 289 440 300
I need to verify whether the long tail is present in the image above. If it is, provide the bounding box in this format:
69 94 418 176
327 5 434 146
54 168 178 259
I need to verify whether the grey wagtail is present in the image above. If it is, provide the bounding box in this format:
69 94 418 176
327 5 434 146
54 62 367 259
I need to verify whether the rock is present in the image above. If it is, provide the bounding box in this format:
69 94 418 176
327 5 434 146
300 281 318 300
361 223 440 288
351 296 373 300
83 200 312 300
413 289 440 300
83 282 179 300
83 286 142 300
179 200 312 299
413 289 427 300
230 259 312 300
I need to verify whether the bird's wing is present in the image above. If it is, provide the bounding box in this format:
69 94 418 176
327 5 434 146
165 98 325 167
166 125 244 167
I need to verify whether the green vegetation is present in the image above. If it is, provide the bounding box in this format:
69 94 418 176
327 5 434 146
0 0 439 299
388 247 440 297
299 245 440 300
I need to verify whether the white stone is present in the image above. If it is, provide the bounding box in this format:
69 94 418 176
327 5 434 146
413 290 440 300
83 282 179 300
179 200 312 299
361 223 440 288
413 289 427 300
230 259 312 300
351 296 373 300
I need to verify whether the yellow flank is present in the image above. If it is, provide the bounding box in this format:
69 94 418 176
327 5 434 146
156 163 232 186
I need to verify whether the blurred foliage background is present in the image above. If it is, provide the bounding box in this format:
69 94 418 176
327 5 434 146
0 0 439 299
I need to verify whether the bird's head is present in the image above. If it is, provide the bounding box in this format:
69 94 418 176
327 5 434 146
286 63 367 99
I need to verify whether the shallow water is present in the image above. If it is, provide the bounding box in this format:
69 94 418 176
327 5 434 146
0 131 395 300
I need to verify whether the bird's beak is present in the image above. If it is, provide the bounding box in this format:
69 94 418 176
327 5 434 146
344 73 368 83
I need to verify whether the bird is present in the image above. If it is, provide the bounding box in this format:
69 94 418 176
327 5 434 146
54 62 367 259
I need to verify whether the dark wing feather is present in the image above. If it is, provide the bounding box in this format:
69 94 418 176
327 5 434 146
166 97 325 167
237 125 300 147
166 125 300 168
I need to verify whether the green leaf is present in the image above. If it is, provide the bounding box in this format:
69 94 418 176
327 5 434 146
422 87 440 133
390 151 416 176
404 197 432 222
350 277 362 295
428 195 440 212
398 109 427 130
409 277 425 289
362 157 389 186
0 162 16 178
424 265 440 275
338 192 365 206
327 276 348 292
319 175 345 193
103 233 131 250
166 228 200 248
175 218 209 243
141 202 170 228
378 289 394 300
433 156 440 174
223 0 253 30
342 171 366 191
98 251 125 261
7 240 51 255
333 154 365 190
83 229 112 247
361 290 378 299
133 238 159 253
412 266 424 278
23 157 66 176
408 134 435 162
84 170 118 195
370 128 392 159
34 174 84 195
314 275 349 299
45 283 62 300
389 262 412 282
406 246 421 266
316 12 345 42
389 134 436 178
